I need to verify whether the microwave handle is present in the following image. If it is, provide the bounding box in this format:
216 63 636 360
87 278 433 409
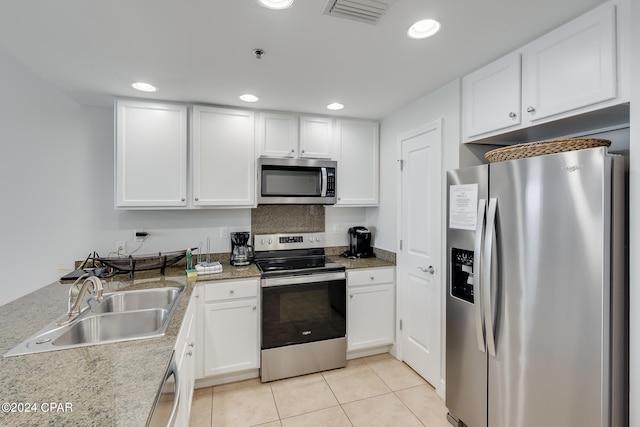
321 167 328 197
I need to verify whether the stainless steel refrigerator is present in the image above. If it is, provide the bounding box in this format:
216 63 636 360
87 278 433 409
445 147 627 427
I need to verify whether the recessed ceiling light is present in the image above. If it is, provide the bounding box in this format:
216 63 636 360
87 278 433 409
256 0 294 10
131 82 157 92
407 19 441 39
327 103 344 111
239 94 260 103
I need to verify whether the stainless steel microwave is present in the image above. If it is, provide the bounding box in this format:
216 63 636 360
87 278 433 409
257 158 337 205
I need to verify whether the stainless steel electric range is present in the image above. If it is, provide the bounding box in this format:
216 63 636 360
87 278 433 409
254 232 347 382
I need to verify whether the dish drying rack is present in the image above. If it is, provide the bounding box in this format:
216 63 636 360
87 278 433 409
193 239 223 275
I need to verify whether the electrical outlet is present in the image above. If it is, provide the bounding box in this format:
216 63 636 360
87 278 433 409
220 227 229 239
116 240 127 254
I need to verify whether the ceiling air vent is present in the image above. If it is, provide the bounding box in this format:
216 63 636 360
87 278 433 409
322 0 395 25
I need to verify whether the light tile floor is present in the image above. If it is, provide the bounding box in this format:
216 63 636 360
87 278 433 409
189 353 451 427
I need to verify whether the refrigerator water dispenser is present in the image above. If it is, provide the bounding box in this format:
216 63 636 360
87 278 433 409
451 248 474 303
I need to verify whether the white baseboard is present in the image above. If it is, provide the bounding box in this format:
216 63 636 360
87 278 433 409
437 378 446 399
194 369 259 388
347 345 392 360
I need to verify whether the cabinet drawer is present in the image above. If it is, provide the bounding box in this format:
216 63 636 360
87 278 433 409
203 279 258 302
347 267 394 286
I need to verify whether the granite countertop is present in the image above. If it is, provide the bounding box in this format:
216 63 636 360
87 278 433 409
0 274 194 427
328 255 395 270
0 253 392 426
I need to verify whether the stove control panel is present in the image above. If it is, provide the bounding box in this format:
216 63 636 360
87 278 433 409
254 232 326 251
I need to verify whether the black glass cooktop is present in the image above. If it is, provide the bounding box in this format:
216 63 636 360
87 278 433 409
256 255 345 277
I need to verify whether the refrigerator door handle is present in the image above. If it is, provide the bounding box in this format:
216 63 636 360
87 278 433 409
483 198 498 357
474 198 486 353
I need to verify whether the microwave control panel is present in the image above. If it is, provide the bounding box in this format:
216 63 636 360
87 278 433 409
326 169 336 197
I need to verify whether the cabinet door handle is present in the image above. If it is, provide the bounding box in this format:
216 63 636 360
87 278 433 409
253 306 257 310
370 276 375 281
508 112 516 118
349 294 354 298
189 342 195 348
526 106 536 113
181 198 186 202
186 351 193 357
195 197 199 202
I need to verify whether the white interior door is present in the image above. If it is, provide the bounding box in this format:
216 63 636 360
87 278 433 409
398 121 442 389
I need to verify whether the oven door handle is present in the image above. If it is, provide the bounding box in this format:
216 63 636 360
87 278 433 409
261 271 346 287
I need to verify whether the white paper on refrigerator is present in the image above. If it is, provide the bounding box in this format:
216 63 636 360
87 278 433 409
449 184 478 230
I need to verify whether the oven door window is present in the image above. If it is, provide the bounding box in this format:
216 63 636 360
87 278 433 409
262 280 346 349
261 167 321 197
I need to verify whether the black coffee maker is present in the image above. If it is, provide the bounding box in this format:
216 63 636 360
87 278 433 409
345 226 373 258
230 232 254 266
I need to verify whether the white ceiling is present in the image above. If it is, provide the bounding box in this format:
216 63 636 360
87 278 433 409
0 0 607 120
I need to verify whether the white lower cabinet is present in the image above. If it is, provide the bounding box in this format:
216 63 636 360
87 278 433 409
198 279 260 378
347 267 395 353
175 292 197 426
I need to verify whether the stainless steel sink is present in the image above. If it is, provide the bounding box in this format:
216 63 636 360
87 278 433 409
52 309 170 346
3 286 184 357
89 287 182 314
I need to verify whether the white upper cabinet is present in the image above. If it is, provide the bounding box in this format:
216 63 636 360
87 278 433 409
299 116 333 159
257 112 299 158
462 0 628 142
191 106 255 207
257 114 333 159
334 119 379 206
521 3 617 123
115 100 188 208
463 53 521 138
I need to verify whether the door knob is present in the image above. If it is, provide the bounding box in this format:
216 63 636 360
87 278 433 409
418 266 435 275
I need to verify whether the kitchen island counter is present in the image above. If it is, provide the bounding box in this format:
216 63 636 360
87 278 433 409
0 256 261 427
0 274 194 427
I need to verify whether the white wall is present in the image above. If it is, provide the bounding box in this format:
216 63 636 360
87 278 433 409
367 80 461 251
0 50 101 305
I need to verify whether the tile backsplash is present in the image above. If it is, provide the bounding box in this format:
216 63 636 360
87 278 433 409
251 205 325 235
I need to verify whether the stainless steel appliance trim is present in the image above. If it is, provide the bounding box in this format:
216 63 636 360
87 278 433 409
166 364 181 427
261 337 347 382
483 197 497 358
147 351 181 427
474 198 486 353
261 271 346 287
320 167 328 197
257 157 338 205
254 232 326 251
609 153 627 427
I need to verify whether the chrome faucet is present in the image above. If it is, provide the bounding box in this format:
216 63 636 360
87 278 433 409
56 276 105 326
